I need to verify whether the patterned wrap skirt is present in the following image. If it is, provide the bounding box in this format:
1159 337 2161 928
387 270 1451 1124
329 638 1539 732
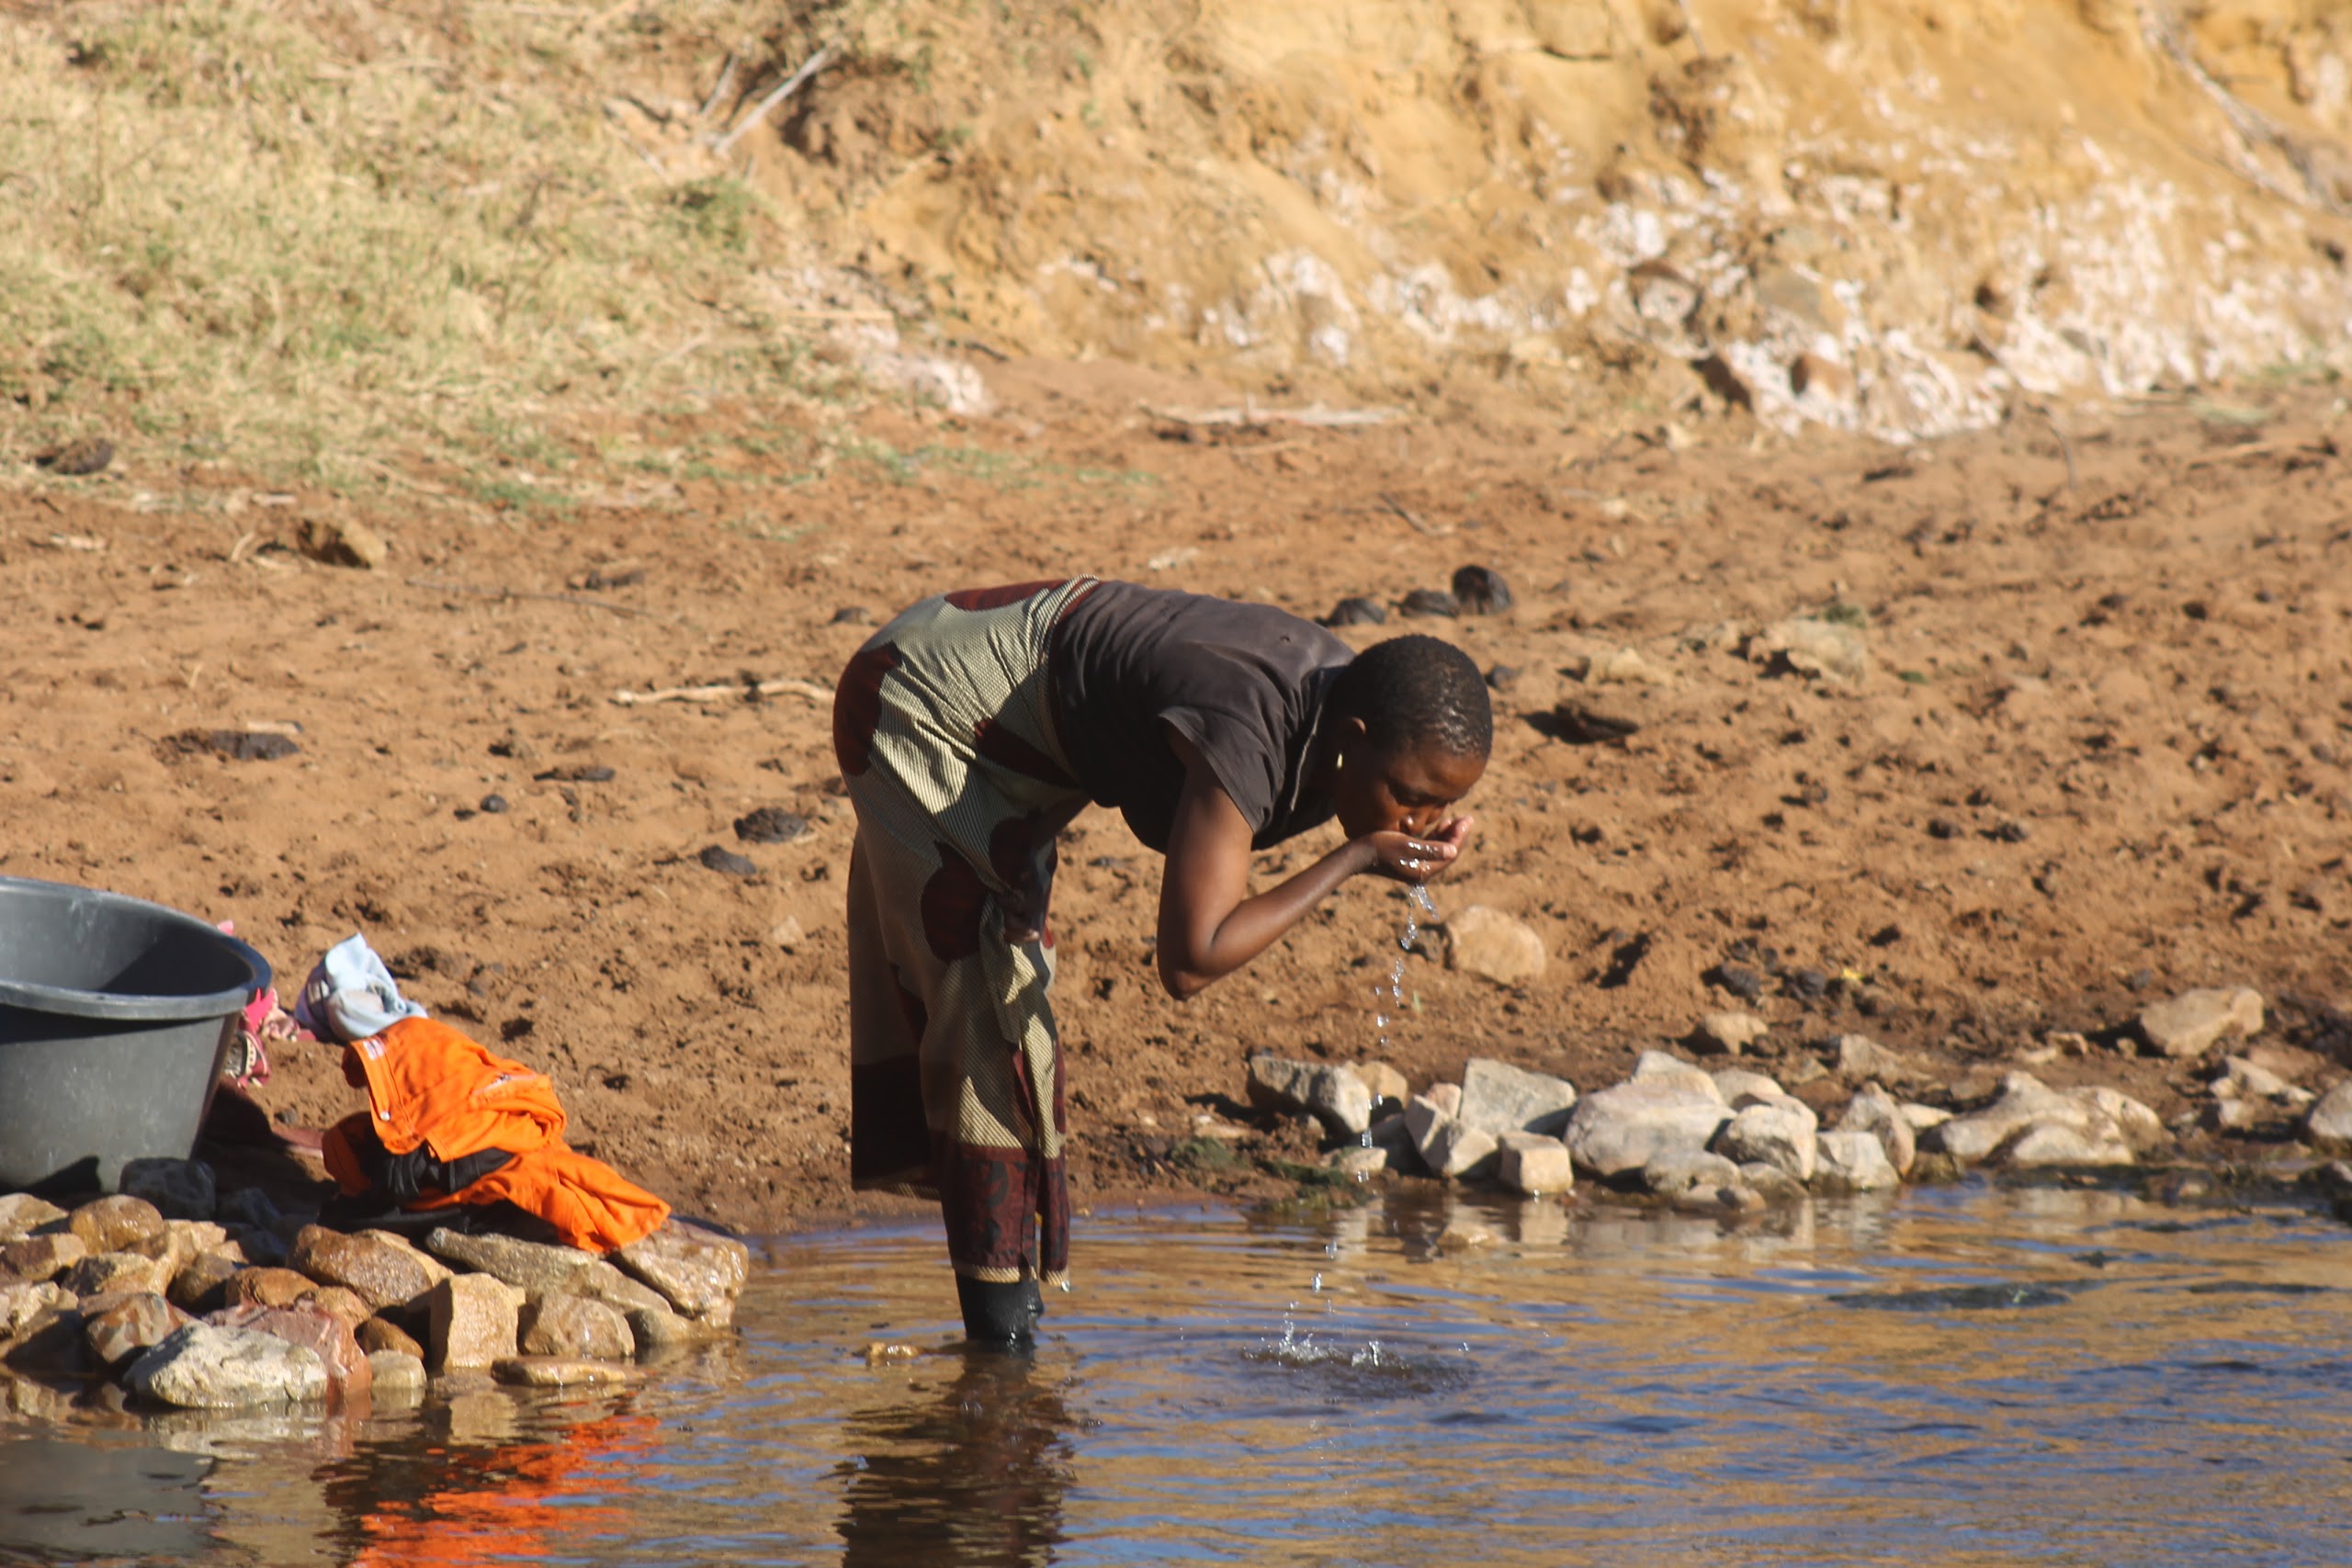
832 578 1100 1288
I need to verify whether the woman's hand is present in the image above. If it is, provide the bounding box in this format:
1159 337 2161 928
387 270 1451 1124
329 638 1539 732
1358 814 1475 882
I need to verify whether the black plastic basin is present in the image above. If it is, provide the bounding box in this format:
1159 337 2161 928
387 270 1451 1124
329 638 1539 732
0 875 271 1195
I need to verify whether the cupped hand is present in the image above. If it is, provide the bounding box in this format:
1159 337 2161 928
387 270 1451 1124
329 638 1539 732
1361 814 1476 882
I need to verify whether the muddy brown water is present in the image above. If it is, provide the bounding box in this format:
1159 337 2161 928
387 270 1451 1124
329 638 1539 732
6 1182 2351 1565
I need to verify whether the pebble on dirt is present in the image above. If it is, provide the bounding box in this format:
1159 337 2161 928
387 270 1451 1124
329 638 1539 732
698 845 759 877
1398 588 1460 618
733 807 809 844
1442 906 1546 986
1450 565 1512 615
2137 987 2265 1058
297 516 389 570
1322 596 1387 626
1692 1011 1769 1055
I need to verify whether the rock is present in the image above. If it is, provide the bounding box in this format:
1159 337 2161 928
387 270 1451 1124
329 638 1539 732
0 1194 67 1242
1356 1061 1410 1108
1451 565 1513 615
1455 1058 1577 1136
214 1305 371 1397
1736 1162 1808 1203
226 1267 320 1312
1712 1096 1818 1182
1442 907 1546 986
1245 1055 1374 1138
69 1195 165 1255
1693 1011 1769 1055
1829 1033 1923 1087
1712 1068 1785 1104
424 1228 597 1301
1836 1086 1917 1178
299 1286 374 1333
118 1158 217 1222
0 1280 72 1338
566 1260 673 1319
734 807 809 844
1789 351 1854 403
216 1188 284 1234
125 1323 329 1408
427 1273 524 1371
614 1221 749 1327
1575 646 1676 687
1399 588 1460 618
1329 1145 1394 1179
1342 1113 1419 1175
1928 1073 2157 1168
1628 1051 1724 1100
34 435 113 476
82 1292 189 1370
298 515 388 570
2211 1055 2314 1112
164 1253 240 1315
1814 1130 1902 1192
1898 1102 1951 1133
1403 1098 1500 1180
61 1251 163 1300
1563 1079 1733 1179
288 1226 440 1313
2307 1082 2352 1151
0 1233 86 1283
626 1304 704 1355
1423 1083 1464 1118
492 1356 632 1389
1497 1136 1574 1195
1323 595 1387 626
368 1349 428 1397
357 1316 426 1360
2007 1123 2136 1168
1485 663 1520 692
1639 1148 1743 1199
1749 616 1871 683
521 1295 633 1360
698 845 758 877
2138 987 2265 1058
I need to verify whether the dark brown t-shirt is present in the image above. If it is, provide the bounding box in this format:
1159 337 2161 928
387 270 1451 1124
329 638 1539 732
1049 581 1351 852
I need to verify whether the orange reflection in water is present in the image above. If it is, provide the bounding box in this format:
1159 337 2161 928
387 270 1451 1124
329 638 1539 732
338 1410 659 1568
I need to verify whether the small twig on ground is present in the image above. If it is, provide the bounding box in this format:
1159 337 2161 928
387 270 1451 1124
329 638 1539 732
1377 491 1449 536
610 677 830 705
711 41 838 158
2037 405 2079 491
407 577 681 622
697 51 739 122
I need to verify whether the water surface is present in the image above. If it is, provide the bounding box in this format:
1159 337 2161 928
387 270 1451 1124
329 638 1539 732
7 1181 2352 1565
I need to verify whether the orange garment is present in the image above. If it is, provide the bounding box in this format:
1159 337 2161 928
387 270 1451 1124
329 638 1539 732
322 1015 670 1253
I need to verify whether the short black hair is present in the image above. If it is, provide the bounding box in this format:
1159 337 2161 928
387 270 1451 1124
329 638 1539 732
1325 635 1492 759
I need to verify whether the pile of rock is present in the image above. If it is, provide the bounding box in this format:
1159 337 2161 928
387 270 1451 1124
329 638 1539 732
0 1161 747 1411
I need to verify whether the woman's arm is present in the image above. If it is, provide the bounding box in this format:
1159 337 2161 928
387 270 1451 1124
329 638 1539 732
1155 730 1467 999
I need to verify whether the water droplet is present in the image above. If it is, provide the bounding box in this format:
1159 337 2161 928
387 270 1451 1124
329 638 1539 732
1311 1272 1323 1292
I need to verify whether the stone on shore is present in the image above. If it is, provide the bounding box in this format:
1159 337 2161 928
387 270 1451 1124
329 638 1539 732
1829 1033 1925 1088
358 1316 426 1360
1640 1148 1745 1201
0 1233 86 1284
2138 987 2264 1058
1712 1068 1784 1104
1629 1051 1724 1099
1693 1011 1769 1055
626 1303 705 1355
211 1305 371 1399
615 1222 749 1327
1403 1097 1499 1180
568 1260 673 1318
1356 1061 1410 1109
1929 1073 2159 1168
82 1292 189 1370
125 1322 328 1408
425 1228 597 1301
1496 1134 1574 1195
298 1285 373 1334
61 1251 163 1300
1815 1130 1902 1192
1712 1095 1818 1183
493 1356 632 1389
1246 1055 1374 1138
426 1273 524 1371
1736 1162 1807 1204
2307 1082 2352 1151
368 1349 428 1397
1456 1058 1577 1137
289 1226 443 1313
0 1194 67 1243
521 1295 633 1361
119 1158 217 1222
1837 1086 1917 1178
0 1280 72 1339
69 1196 165 1256
1443 906 1547 986
1563 1078 1732 1179
226 1267 319 1312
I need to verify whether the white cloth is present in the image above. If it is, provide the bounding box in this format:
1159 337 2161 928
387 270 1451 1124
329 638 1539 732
292 933 426 1043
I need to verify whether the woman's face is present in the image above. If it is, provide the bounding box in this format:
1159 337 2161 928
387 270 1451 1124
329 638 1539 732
1332 735 1487 840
